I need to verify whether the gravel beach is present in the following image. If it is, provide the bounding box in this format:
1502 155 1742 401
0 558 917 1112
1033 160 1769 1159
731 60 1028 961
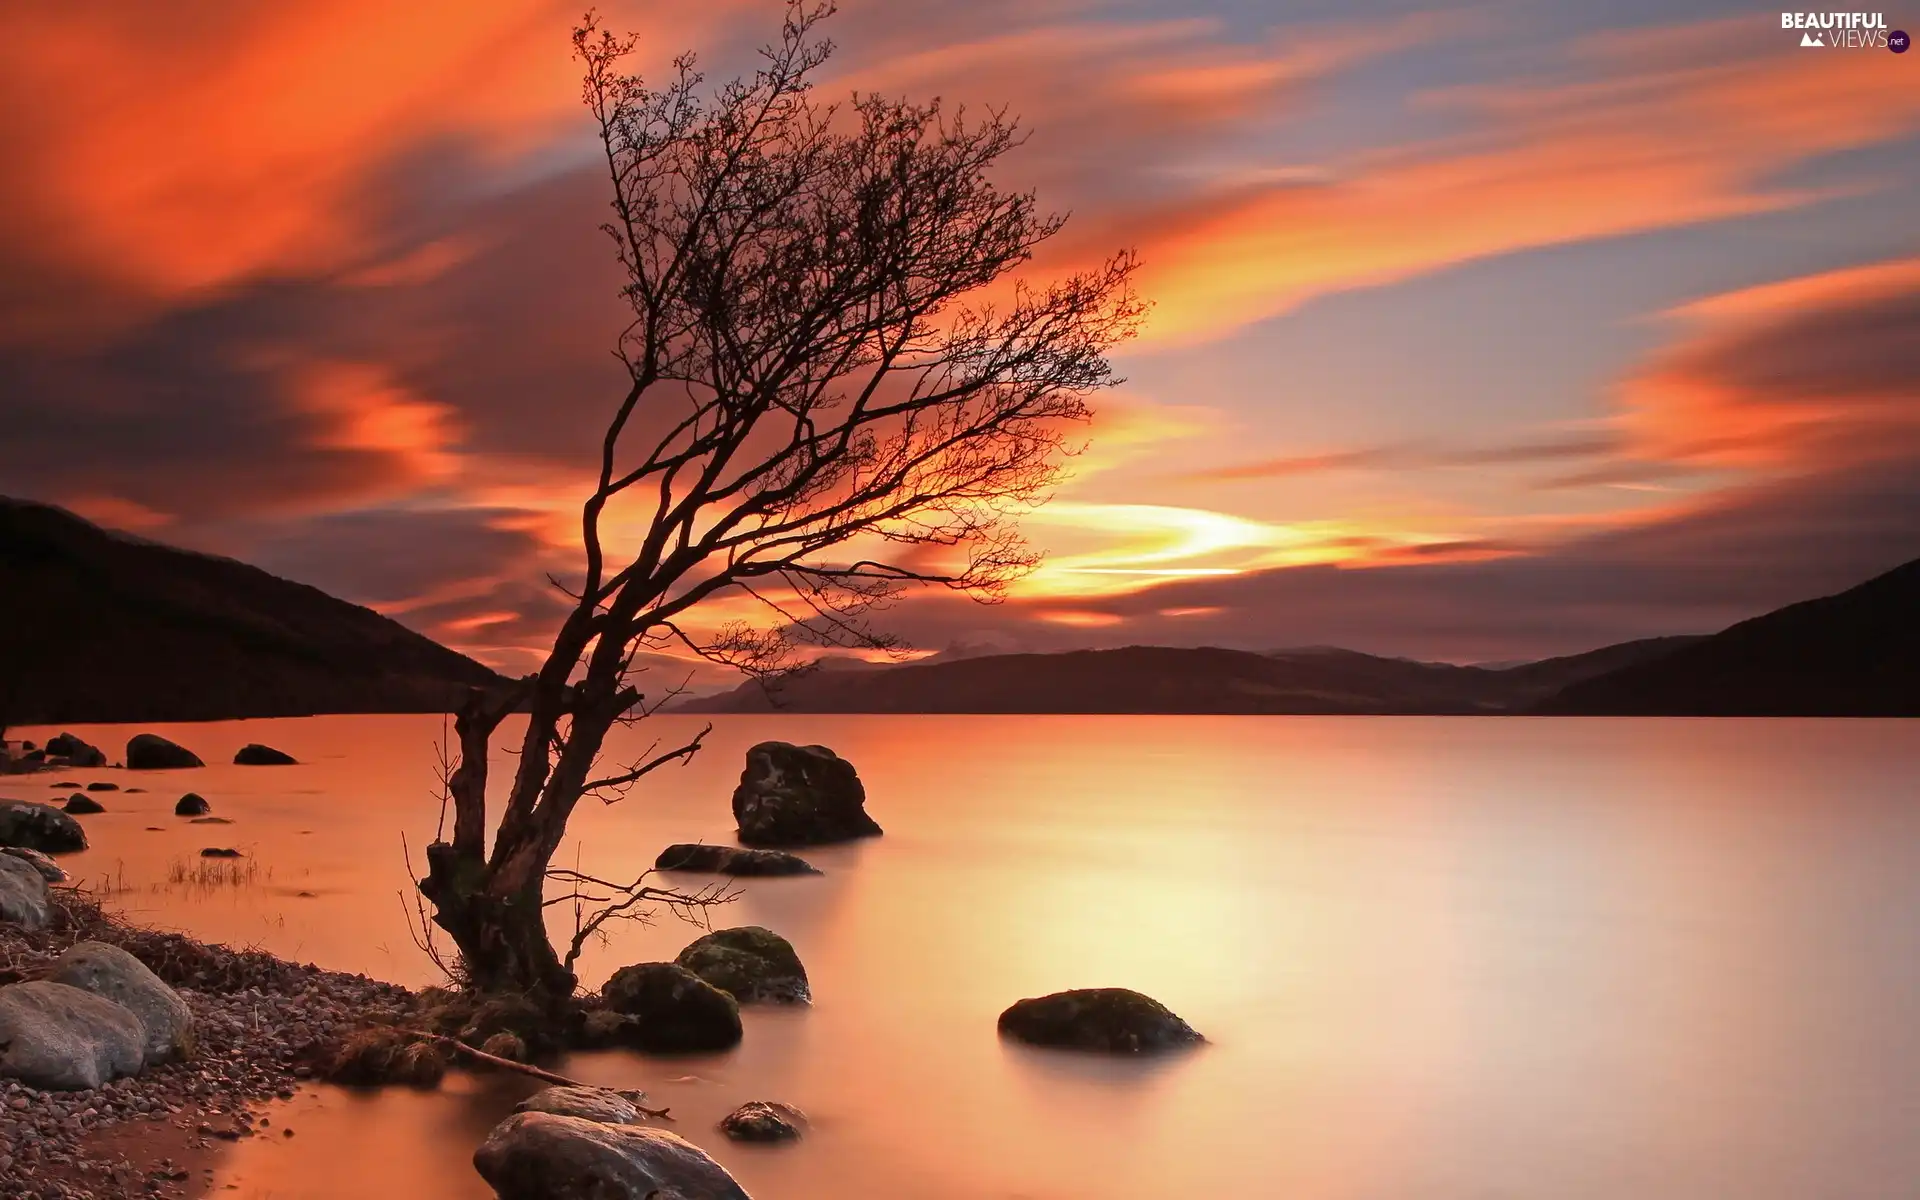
0 888 413 1198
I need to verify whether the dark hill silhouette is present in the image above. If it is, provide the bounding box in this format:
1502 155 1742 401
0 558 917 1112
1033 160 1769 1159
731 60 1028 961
674 637 1697 715
1537 557 1919 716
0 498 506 724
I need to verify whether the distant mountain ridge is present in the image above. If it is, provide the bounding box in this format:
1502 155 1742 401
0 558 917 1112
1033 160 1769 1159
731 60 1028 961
1537 557 1919 716
0 498 507 724
674 637 1702 715
8 495 1907 722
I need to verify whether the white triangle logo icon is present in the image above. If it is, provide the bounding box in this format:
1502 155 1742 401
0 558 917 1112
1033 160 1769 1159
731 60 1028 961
1800 30 1824 46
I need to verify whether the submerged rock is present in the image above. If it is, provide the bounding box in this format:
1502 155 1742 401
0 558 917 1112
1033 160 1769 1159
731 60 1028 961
474 1111 752 1200
0 981 146 1090
62 793 106 814
199 847 243 858
174 793 211 816
731 741 881 847
49 941 195 1062
2 846 69 884
126 734 203 770
85 780 119 792
44 733 106 768
660 837 817 875
655 843 821 877
0 800 88 853
998 988 1205 1054
600 963 742 1052
676 926 810 1005
719 1100 807 1143
234 743 297 766
0 852 52 928
516 1085 645 1126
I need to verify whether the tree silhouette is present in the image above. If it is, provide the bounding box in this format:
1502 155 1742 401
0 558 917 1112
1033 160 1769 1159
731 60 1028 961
418 0 1142 998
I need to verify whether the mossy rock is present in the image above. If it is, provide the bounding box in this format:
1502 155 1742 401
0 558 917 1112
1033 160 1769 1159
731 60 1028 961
998 988 1204 1054
675 926 810 1005
600 963 741 1053
455 993 568 1057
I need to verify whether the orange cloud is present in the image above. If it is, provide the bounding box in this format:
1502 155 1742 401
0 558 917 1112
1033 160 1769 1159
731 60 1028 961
1111 27 1920 345
297 362 465 491
1610 257 1920 473
0 0 735 326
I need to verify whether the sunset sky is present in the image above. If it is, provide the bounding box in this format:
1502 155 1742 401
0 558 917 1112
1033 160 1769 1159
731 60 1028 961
2 0 1916 677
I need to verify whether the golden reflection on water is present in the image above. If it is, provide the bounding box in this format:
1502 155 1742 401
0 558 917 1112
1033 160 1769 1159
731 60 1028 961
11 715 1920 1199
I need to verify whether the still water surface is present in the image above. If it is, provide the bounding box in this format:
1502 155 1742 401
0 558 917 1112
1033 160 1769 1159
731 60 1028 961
14 715 1920 1198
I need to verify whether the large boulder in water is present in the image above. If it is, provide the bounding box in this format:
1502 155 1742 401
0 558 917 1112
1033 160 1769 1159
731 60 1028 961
0 801 87 853
49 941 195 1062
655 843 819 877
676 926 810 1005
474 1111 752 1200
233 743 297 766
599 963 742 1052
0 853 52 929
731 742 881 847
998 988 1205 1054
126 734 203 770
516 1085 645 1126
44 733 106 768
174 793 211 816
0 981 146 1090
62 793 105 814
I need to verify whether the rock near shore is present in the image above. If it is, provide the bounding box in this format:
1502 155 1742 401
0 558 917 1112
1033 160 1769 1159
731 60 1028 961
654 843 820 877
0 852 52 930
731 741 881 847
515 1085 645 1126
676 926 811 1005
599 963 742 1052
719 1100 807 1143
474 1111 752 1200
233 743 297 766
0 801 88 854
0 981 147 1090
126 734 203 771
998 988 1205 1054
49 941 195 1063
43 733 107 768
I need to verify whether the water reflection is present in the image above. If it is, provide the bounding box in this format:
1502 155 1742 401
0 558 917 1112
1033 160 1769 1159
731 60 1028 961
10 715 1920 1198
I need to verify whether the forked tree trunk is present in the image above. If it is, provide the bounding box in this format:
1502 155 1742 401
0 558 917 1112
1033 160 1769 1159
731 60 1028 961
416 667 626 1000
419 843 573 997
417 681 580 1000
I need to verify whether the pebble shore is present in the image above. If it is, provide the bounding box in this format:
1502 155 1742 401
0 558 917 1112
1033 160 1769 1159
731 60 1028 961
0 890 413 1198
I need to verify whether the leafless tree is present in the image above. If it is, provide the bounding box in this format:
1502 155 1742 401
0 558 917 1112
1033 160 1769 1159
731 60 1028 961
418 0 1143 1000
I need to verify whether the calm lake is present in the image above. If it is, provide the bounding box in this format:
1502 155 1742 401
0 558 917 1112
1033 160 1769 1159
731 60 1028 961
12 714 1920 1198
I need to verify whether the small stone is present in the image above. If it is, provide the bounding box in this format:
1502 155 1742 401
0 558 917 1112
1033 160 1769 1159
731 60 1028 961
719 1100 807 1143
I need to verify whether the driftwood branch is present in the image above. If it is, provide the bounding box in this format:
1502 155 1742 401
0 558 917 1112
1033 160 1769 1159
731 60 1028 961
426 1035 673 1120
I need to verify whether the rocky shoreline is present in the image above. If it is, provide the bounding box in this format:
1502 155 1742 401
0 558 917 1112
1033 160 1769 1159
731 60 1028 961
0 888 412 1198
